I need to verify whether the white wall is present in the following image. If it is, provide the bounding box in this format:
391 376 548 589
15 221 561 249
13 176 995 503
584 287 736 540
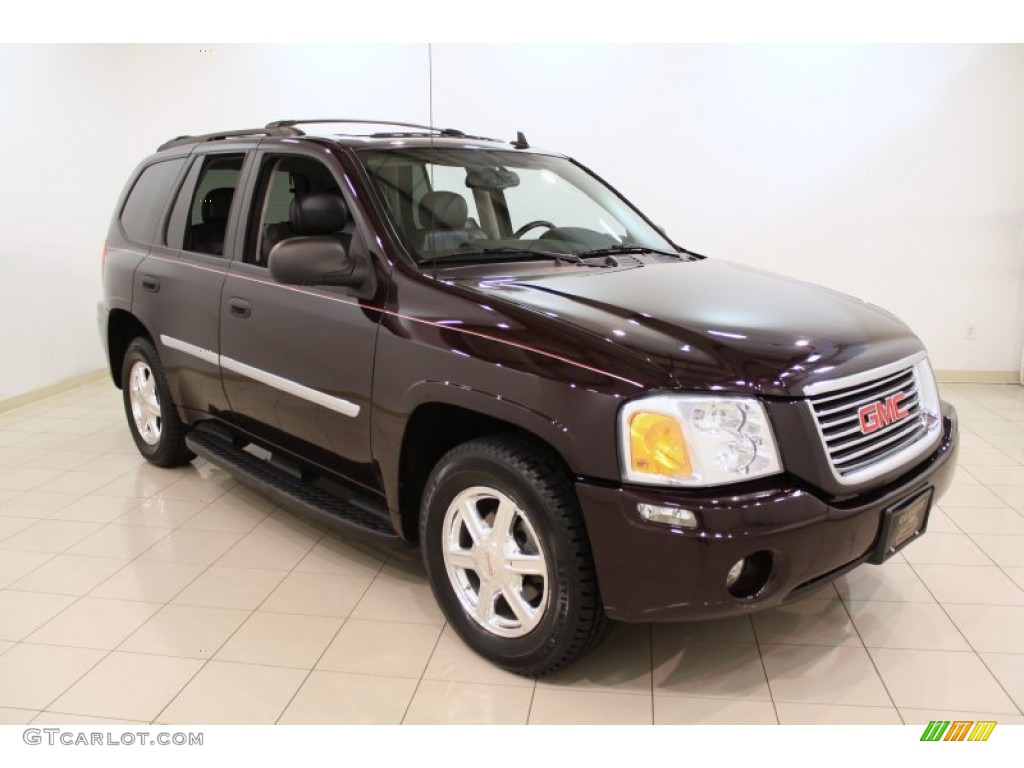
1 44 1022 401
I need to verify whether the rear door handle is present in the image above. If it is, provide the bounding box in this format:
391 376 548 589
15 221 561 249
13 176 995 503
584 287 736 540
140 274 160 292
228 298 251 318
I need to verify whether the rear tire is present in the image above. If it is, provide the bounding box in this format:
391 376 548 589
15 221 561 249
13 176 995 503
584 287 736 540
420 434 609 676
120 337 194 467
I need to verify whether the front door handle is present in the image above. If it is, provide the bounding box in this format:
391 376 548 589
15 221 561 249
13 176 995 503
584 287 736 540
140 274 160 292
228 298 251 318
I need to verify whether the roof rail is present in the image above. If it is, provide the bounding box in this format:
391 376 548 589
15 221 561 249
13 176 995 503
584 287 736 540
266 119 466 137
157 125 303 152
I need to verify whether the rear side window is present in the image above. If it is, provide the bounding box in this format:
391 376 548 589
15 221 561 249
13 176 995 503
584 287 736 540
119 158 186 245
165 153 245 257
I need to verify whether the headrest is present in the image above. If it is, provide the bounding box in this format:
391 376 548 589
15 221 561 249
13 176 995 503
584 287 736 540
421 191 468 230
201 187 234 223
290 192 349 235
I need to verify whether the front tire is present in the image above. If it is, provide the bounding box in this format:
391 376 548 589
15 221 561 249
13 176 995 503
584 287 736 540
420 434 609 676
120 337 194 467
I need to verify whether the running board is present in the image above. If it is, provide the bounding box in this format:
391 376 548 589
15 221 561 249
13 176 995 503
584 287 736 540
185 429 401 546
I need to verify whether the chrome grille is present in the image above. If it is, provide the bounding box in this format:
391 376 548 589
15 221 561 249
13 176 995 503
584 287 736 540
808 365 928 478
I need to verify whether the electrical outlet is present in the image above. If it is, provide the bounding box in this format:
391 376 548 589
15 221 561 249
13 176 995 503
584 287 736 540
964 322 978 341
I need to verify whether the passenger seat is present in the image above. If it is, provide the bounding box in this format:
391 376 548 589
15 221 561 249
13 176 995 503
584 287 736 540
189 187 235 255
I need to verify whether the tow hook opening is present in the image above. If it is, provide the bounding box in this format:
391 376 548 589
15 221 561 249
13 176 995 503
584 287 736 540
726 551 774 599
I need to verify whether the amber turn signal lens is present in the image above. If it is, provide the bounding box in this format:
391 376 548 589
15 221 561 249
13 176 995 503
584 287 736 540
629 411 692 478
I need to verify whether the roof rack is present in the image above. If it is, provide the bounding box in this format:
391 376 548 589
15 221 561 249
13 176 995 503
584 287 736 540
265 119 466 137
157 125 302 152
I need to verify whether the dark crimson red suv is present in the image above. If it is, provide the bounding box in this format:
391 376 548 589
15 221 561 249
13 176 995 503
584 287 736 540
100 119 958 674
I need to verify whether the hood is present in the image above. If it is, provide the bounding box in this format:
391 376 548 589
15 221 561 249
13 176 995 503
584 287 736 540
462 258 924 398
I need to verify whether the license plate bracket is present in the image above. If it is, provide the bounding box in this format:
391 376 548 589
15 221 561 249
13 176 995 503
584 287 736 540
868 487 933 564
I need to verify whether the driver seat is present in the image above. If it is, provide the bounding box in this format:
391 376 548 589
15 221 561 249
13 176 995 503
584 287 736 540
418 191 487 252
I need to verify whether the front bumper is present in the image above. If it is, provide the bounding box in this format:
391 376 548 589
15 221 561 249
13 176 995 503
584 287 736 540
577 402 958 622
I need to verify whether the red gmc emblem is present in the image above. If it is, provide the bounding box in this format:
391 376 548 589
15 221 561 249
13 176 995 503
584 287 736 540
858 392 910 435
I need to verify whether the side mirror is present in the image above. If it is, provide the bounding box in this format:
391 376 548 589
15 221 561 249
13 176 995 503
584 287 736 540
268 236 368 288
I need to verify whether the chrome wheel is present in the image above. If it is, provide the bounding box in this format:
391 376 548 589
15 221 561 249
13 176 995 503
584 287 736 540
128 360 161 446
442 486 550 638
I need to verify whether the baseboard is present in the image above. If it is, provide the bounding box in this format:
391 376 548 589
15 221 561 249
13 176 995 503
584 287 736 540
0 370 108 414
934 370 1019 385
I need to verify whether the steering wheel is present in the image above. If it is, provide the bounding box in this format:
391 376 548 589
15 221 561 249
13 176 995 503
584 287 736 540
513 220 556 238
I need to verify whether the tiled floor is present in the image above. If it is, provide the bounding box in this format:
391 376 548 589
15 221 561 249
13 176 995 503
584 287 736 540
1 379 1024 725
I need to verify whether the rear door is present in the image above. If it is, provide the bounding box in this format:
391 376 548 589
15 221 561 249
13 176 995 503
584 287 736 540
134 147 255 417
217 146 387 492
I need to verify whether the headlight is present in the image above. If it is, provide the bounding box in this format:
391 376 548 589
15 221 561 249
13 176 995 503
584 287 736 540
619 395 782 486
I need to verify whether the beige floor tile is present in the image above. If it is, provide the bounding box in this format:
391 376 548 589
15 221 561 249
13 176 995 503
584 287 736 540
0 590 76 640
30 451 104 472
406 679 533 725
938 485 1009 509
317 619 441 678
215 611 341 668
760 644 891 706
870 648 1017 712
0 640 11 655
900 708 1024 725
10 554 129 596
537 622 651 693
208 485 278 513
968 534 1024 567
119 603 250 658
846 600 971 650
28 597 162 650
157 660 306 724
137 529 243 565
989 485 1024 511
965 466 1024 487
774 702 902 724
0 643 104 709
901 532 993 566
114 498 205 529
67 525 172 559
652 639 770 701
0 467 67 491
528 687 649 725
154 474 236 503
0 707 40 724
294 534 390 577
957 447 1018 467
260 570 372 618
179 502 270 533
0 519 104 553
74 453 148 474
278 670 417 724
172 566 285 610
835 562 935 603
92 471 180 499
945 507 1024 535
945 604 1024 653
0 551 53 589
34 471 124 496
1007 567 1024 591
422 624 536 687
215 514 322 570
0 447 49 469
89 560 205 603
753 598 861 646
913 564 1024 605
32 712 150 725
653 695 777 724
651 615 756 644
979 653 1024 712
0 491 79 518
50 652 203 721
924 506 962 533
47 496 141 524
350 563 445 625
0 516 38 541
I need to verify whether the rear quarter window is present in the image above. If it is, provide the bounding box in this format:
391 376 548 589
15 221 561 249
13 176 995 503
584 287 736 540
119 158 187 244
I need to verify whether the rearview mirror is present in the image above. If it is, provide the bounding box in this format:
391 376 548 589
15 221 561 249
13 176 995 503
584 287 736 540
465 166 520 191
268 237 368 288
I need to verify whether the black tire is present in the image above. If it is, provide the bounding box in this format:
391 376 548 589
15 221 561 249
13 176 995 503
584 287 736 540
120 337 195 468
420 434 609 676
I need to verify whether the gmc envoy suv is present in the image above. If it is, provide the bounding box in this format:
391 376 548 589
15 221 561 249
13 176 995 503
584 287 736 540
100 119 958 675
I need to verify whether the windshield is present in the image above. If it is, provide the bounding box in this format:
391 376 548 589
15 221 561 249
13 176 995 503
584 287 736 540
358 147 675 264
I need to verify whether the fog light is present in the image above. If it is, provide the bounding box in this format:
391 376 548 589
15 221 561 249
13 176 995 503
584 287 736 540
637 503 697 528
726 558 745 587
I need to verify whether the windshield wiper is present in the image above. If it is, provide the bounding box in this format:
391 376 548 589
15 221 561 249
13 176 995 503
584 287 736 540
574 245 685 260
419 247 588 267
